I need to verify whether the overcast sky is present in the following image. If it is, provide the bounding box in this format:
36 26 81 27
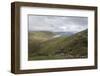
28 15 88 33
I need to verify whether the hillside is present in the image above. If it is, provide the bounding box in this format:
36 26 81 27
28 29 88 60
28 31 55 42
28 31 55 54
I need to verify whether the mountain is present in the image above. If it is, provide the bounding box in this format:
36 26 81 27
28 31 55 53
54 32 74 36
28 31 56 42
28 29 88 60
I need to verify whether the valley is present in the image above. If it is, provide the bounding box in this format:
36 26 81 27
28 29 88 60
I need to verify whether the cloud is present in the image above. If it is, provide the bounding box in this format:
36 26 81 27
28 15 88 33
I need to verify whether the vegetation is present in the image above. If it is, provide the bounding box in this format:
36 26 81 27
28 29 88 60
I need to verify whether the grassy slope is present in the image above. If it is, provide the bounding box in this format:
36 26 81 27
29 31 55 42
28 30 88 60
28 31 55 56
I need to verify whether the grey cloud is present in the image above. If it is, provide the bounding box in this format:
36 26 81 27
28 15 88 33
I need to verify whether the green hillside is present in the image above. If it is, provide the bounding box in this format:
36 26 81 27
28 31 55 54
29 31 55 42
28 29 88 60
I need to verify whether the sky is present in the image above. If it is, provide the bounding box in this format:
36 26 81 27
28 15 88 33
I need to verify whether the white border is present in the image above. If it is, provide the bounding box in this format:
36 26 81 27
20 7 95 70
